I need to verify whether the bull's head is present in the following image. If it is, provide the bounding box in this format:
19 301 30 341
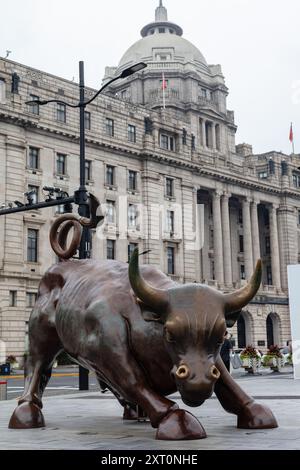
129 249 261 407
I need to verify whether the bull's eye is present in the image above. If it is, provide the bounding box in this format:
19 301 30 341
164 329 175 343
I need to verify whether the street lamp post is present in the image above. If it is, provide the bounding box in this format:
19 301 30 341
0 60 147 390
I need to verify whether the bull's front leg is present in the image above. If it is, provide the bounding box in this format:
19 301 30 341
91 318 206 440
214 357 278 429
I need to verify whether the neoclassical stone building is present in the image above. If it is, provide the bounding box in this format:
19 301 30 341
0 1 299 361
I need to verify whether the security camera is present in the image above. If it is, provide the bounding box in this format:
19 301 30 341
24 189 37 205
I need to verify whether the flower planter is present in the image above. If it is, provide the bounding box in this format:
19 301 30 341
241 357 261 374
262 355 285 372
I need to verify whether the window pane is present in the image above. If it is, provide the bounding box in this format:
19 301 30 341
29 94 39 115
9 291 17 307
28 147 39 169
128 125 136 142
166 178 173 197
167 247 175 274
128 170 137 190
85 160 91 180
27 185 39 204
128 243 138 262
107 240 115 260
84 111 91 130
106 200 115 223
106 165 114 185
57 103 66 122
106 118 114 136
27 229 38 262
56 153 66 175
128 204 138 227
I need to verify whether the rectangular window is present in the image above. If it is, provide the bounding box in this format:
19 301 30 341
201 88 207 99
293 173 300 188
167 247 175 275
27 229 38 262
107 239 115 260
128 243 138 262
191 134 196 150
128 124 136 143
28 94 39 115
84 111 91 130
258 171 268 179
56 153 66 175
27 185 39 204
182 128 187 145
26 292 37 308
106 200 115 224
85 160 92 181
240 264 245 280
265 236 271 255
160 134 175 151
239 235 244 253
106 118 114 136
57 103 66 123
0 79 6 104
238 209 243 225
9 290 17 307
267 265 273 285
166 210 174 233
106 165 115 186
28 147 39 169
298 210 300 225
165 177 174 197
128 170 137 191
128 204 138 228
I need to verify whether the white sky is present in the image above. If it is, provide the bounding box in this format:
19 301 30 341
1 0 299 155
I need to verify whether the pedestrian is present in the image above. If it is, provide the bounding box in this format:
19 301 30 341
220 331 233 372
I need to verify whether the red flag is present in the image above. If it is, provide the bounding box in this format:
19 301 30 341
161 73 167 90
289 123 294 143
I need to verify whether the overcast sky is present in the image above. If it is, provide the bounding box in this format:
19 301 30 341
1 0 299 155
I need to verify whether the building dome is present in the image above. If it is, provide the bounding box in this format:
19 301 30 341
116 1 209 76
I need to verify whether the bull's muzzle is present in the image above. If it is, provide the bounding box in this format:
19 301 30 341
175 364 190 380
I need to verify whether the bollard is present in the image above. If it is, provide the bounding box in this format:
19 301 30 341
0 381 7 400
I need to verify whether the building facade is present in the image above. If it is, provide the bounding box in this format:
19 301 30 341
0 1 300 362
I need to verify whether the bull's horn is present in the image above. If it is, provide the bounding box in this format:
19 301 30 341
224 259 262 314
129 248 169 313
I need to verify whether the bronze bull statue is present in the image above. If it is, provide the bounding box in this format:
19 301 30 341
9 219 277 439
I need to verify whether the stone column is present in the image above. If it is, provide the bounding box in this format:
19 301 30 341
269 204 281 290
251 199 261 266
242 197 253 279
201 119 206 148
221 193 232 286
213 190 224 285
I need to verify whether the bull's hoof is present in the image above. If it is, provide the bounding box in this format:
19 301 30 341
237 402 278 430
156 409 206 440
8 402 45 429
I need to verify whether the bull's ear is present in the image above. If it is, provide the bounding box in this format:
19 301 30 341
142 309 165 323
134 296 167 323
225 310 242 328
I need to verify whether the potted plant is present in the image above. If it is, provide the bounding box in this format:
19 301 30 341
262 345 285 372
240 346 261 374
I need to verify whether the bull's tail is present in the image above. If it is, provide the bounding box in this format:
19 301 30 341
49 193 103 260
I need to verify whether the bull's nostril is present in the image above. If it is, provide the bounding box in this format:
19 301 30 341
175 365 190 380
211 365 220 380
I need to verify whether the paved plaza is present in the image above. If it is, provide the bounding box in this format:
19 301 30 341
0 369 300 450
